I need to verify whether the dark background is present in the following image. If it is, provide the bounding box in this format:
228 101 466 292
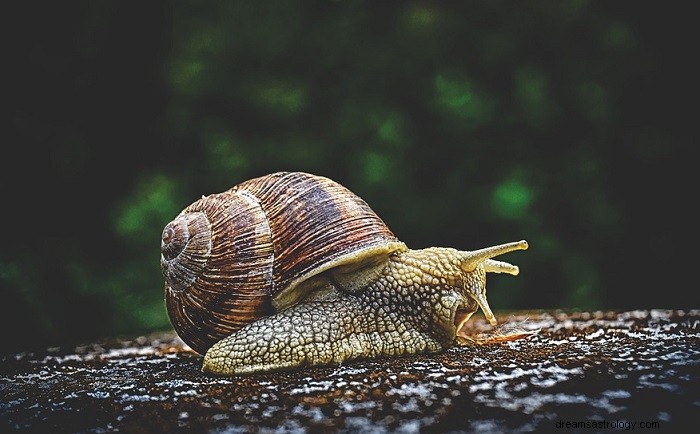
3 1 695 354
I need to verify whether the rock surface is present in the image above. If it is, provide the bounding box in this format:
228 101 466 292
1 310 698 433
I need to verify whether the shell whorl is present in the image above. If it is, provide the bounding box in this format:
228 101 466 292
162 191 276 355
161 211 212 293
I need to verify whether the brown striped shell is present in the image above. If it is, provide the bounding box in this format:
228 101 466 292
160 171 407 355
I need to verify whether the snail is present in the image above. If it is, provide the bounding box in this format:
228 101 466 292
160 171 529 376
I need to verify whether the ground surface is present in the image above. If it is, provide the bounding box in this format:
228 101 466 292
1 310 698 433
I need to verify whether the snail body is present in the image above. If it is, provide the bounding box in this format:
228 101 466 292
161 171 528 376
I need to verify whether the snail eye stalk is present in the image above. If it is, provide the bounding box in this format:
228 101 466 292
459 240 528 273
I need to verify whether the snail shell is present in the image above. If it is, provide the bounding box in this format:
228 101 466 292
160 171 407 354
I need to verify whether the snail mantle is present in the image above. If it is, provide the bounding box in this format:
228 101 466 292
1 310 698 433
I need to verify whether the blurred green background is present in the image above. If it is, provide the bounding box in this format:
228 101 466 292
3 1 694 354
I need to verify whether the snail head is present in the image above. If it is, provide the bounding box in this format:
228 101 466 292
457 240 528 326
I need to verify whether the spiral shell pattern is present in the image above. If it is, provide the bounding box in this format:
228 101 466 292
161 172 405 355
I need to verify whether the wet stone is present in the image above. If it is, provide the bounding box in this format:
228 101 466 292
1 310 698 433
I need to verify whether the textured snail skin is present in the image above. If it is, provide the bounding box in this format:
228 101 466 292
202 246 523 376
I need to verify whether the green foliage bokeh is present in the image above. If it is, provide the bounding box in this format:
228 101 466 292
3 1 694 353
